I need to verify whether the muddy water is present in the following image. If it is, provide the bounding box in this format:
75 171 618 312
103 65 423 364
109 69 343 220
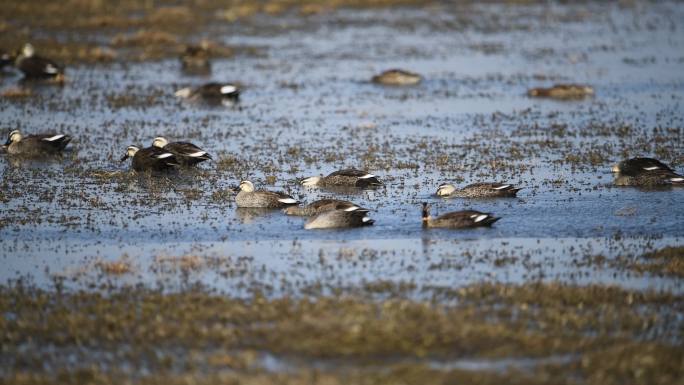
1 2 683 294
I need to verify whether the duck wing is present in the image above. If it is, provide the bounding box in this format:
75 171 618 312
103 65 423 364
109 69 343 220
620 158 673 176
166 142 212 160
27 133 71 151
19 56 63 77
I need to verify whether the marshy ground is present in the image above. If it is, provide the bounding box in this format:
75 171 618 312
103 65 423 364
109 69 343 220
1 0 683 383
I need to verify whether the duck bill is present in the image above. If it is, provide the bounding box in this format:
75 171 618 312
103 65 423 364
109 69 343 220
120 154 129 162
3 139 10 146
231 186 241 192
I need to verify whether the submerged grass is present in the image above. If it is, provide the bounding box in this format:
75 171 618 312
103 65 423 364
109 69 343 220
1 282 682 384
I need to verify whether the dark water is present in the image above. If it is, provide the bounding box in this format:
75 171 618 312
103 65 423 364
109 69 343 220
1 2 683 294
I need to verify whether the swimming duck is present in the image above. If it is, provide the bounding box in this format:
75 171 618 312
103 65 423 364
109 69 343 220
304 208 374 229
4 130 71 156
527 84 594 99
151 137 211 166
283 198 363 216
611 157 683 187
301 168 383 188
14 44 65 81
436 182 521 198
175 82 240 101
180 43 210 72
422 202 499 229
371 69 422 86
120 145 179 172
234 180 298 208
611 157 674 176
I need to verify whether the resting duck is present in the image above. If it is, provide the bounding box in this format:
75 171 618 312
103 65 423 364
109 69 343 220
151 137 211 166
422 202 499 229
611 157 683 187
4 130 71 156
527 84 594 99
371 69 422 86
175 82 240 102
234 180 298 208
283 198 363 216
436 182 521 198
120 145 179 172
304 208 374 229
14 44 65 81
180 43 210 73
301 168 383 188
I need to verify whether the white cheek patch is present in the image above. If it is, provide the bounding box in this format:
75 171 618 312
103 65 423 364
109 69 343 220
278 198 297 204
643 166 660 171
220 85 237 94
42 134 65 142
155 153 174 159
359 174 376 179
187 151 207 157
493 185 510 190
474 215 488 223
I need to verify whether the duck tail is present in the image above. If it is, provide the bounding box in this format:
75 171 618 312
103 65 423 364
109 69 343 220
482 216 500 226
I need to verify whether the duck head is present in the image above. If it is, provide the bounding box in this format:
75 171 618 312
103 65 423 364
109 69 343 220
234 180 255 192
21 43 35 58
174 87 192 98
120 145 139 162
436 183 456 197
301 176 321 187
152 137 169 148
5 130 21 146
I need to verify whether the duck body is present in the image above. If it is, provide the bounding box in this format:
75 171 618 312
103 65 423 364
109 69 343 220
422 203 499 229
4 130 71 156
372 69 422 86
175 82 240 101
304 209 374 229
121 145 179 172
436 182 521 198
235 181 298 208
527 84 594 99
301 169 383 188
14 44 64 80
614 170 684 187
284 199 362 216
152 137 211 166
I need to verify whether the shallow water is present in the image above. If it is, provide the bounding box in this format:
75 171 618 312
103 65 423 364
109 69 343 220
1 1 683 295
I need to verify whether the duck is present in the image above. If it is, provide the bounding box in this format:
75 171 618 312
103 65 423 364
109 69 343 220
527 84 594 99
180 43 210 72
4 130 71 156
611 157 683 187
371 69 422 86
175 82 240 102
304 208 374 229
120 145 179 172
301 168 383 188
436 182 521 198
14 43 65 81
283 198 363 216
151 137 211 166
422 202 499 229
234 180 299 208
611 157 674 176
